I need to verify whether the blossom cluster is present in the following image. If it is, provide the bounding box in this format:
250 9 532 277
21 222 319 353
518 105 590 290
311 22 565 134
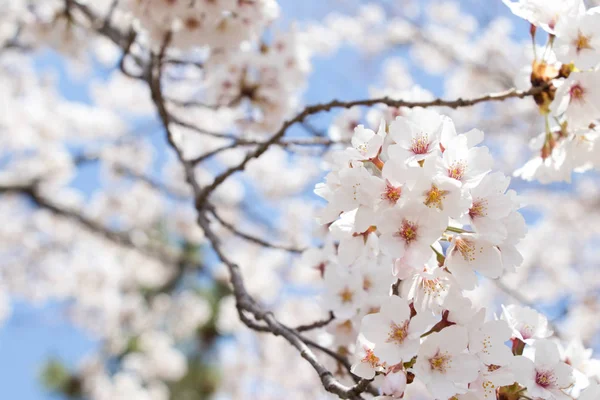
122 0 279 49
505 0 600 183
200 29 311 134
309 109 600 399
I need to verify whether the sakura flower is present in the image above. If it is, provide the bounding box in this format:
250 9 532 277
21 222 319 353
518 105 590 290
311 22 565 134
438 134 493 188
468 364 516 400
360 296 434 365
329 106 362 141
330 208 379 265
351 334 383 379
387 108 444 165
551 72 600 129
380 370 407 398
444 234 504 290
501 304 553 343
348 121 386 161
411 158 471 219
497 211 527 274
414 325 480 399
511 339 574 400
293 239 336 284
514 134 573 184
377 201 446 265
502 0 585 33
315 164 373 220
355 254 394 294
554 11 600 70
399 255 454 314
561 339 600 379
326 318 359 347
362 159 418 211
467 310 514 367
322 265 364 319
464 172 516 244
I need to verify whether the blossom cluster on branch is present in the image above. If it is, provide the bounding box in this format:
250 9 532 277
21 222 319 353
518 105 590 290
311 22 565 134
303 108 599 399
1 0 600 400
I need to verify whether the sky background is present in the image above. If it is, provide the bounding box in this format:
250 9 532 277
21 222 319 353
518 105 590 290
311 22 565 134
0 1 544 398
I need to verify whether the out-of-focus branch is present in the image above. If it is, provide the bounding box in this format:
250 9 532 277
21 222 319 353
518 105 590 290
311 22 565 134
146 34 376 399
295 312 336 332
0 183 180 264
207 205 305 254
197 213 377 399
494 279 564 340
194 84 548 208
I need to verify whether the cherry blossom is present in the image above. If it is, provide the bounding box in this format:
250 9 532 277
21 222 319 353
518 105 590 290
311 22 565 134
552 72 600 129
414 325 480 399
377 201 446 264
554 10 600 70
501 305 554 343
359 296 434 365
512 339 575 400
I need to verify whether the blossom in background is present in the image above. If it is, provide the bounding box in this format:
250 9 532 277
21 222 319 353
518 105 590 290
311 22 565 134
551 72 600 129
502 0 584 33
554 10 600 70
501 305 553 343
511 339 574 399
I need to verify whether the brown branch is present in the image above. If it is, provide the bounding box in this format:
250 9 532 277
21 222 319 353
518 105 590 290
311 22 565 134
207 205 304 254
295 312 336 332
194 85 546 208
196 213 376 399
119 28 143 79
0 184 179 264
190 143 241 165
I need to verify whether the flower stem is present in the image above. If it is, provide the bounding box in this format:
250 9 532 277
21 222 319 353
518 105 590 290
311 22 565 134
445 226 471 234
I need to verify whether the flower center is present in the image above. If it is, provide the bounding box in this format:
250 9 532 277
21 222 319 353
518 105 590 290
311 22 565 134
362 348 380 368
519 324 534 340
429 351 451 372
448 161 466 181
424 184 449 210
575 31 593 53
488 364 501 372
338 287 354 304
411 133 430 155
421 278 444 297
386 320 410 345
363 276 372 291
469 199 488 219
570 84 586 103
395 220 419 245
184 17 202 30
453 238 476 262
338 320 353 333
382 181 402 204
535 370 557 388
357 143 369 155
482 380 496 397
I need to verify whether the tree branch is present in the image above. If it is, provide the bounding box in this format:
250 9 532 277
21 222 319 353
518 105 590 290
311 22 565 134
207 205 304 254
194 85 547 208
0 184 180 264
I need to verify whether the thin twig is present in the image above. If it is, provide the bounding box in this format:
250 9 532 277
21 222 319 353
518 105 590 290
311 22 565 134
0 184 179 264
194 85 547 208
208 205 304 254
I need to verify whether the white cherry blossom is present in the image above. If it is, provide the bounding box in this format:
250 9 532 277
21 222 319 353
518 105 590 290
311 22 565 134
414 325 480 399
511 339 575 400
360 296 434 365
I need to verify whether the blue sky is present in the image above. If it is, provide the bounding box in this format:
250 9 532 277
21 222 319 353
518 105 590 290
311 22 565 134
0 1 542 398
